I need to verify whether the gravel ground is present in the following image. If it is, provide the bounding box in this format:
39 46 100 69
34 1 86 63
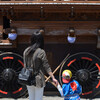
0 96 100 100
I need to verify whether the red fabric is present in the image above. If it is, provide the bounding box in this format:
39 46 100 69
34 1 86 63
70 82 77 91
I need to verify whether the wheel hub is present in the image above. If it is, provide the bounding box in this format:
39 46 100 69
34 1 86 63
76 69 90 82
2 68 16 81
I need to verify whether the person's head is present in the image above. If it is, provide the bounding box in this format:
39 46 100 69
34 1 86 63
62 69 72 83
31 31 44 49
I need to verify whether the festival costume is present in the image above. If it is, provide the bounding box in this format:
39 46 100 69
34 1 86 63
62 80 82 100
62 70 82 100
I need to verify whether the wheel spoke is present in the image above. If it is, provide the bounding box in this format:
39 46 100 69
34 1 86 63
90 70 99 74
13 61 21 70
0 60 6 69
87 62 95 70
11 79 18 91
77 60 82 69
69 69 76 73
8 59 14 68
82 59 86 68
70 63 78 71
15 63 22 72
2 60 8 68
85 81 92 91
90 77 98 81
92 74 99 77
82 82 90 92
10 60 17 68
84 60 90 69
0 80 6 90
5 60 9 68
89 66 97 71
0 65 4 70
16 67 22 72
6 59 11 68
73 61 79 70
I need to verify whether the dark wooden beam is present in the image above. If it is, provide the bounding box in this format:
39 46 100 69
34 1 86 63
17 34 97 44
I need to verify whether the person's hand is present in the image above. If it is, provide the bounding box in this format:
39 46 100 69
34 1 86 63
52 77 58 86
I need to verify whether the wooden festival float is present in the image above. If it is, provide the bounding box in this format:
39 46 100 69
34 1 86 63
0 0 100 99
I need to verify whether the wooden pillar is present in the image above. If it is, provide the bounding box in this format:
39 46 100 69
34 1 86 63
97 29 100 49
0 16 3 40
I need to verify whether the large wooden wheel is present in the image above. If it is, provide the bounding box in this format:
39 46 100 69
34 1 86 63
59 52 100 98
0 52 27 99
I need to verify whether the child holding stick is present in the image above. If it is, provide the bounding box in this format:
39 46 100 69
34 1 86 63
57 69 82 100
61 69 82 100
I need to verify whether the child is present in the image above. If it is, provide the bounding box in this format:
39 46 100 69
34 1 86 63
62 70 82 100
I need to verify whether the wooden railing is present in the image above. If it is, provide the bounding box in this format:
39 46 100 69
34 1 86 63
0 0 100 6
0 0 100 1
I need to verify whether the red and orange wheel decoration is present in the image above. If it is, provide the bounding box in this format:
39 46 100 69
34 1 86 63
59 52 100 98
0 52 27 98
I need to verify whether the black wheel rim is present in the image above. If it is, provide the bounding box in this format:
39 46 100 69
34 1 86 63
0 52 27 98
59 52 100 97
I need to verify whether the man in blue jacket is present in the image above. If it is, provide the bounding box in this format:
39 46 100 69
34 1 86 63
62 70 82 100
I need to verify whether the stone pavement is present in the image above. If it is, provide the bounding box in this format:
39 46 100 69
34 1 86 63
0 96 100 100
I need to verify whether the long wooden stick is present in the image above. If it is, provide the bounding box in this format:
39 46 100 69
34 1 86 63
44 55 67 87
44 57 68 87
45 75 64 97
44 75 57 87
45 53 70 82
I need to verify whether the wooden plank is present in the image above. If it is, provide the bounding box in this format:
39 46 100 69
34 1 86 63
0 39 17 48
17 35 97 44
0 17 3 39
0 1 100 3
0 1 100 7
11 21 100 28
0 4 100 14
11 21 100 36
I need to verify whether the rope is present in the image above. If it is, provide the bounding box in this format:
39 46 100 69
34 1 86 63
59 54 70 86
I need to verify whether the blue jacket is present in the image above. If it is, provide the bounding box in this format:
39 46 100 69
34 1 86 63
62 80 82 100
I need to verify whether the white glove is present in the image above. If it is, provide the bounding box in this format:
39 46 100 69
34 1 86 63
57 84 63 97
